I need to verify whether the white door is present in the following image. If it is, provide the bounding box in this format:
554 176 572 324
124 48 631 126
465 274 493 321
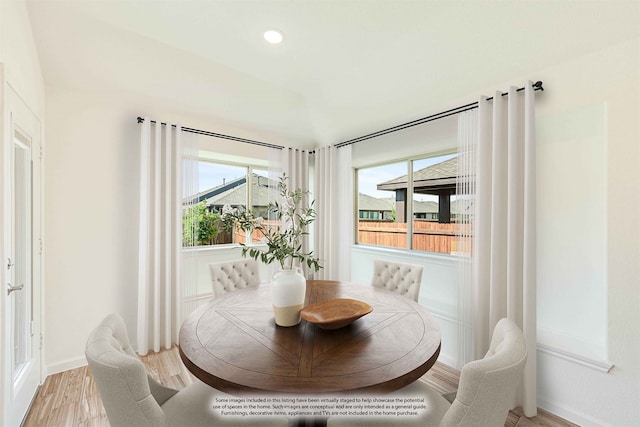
3 84 42 427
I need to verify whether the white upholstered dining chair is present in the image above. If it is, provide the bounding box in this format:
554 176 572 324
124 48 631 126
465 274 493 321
85 313 287 427
370 259 423 302
209 259 261 298
328 317 528 427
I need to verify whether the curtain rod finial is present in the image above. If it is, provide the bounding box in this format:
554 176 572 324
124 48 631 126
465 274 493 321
137 116 144 124
533 81 544 91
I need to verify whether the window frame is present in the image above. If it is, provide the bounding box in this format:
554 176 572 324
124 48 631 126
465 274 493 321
354 149 458 255
193 156 270 247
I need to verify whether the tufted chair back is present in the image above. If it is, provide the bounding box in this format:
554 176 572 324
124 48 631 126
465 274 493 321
371 259 423 302
85 314 178 427
209 259 261 298
439 318 528 427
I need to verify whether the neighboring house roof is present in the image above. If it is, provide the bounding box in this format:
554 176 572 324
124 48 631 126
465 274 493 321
381 156 457 185
358 193 395 211
450 198 473 215
206 183 272 207
204 174 276 208
206 184 248 206
189 175 247 204
414 200 438 214
377 156 462 194
199 174 473 216
358 194 471 215
358 194 439 214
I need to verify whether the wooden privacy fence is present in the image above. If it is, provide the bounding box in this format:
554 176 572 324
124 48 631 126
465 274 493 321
232 220 281 245
228 219 471 255
358 220 470 254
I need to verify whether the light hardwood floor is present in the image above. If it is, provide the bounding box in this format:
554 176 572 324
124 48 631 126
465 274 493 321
23 347 579 427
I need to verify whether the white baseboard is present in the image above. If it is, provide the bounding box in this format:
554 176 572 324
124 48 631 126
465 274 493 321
46 355 87 376
538 397 611 427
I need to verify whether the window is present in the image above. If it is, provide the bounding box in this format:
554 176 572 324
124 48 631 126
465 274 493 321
357 161 407 249
183 160 275 247
356 152 461 255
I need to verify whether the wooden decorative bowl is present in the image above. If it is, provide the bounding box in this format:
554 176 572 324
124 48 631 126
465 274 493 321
300 298 373 330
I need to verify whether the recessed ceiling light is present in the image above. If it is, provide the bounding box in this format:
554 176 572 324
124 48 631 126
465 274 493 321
264 29 284 44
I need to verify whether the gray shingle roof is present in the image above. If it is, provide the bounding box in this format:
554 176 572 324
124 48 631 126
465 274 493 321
204 174 276 208
414 200 438 213
358 194 441 214
189 175 246 203
450 198 473 215
358 195 471 215
358 193 394 211
379 156 457 186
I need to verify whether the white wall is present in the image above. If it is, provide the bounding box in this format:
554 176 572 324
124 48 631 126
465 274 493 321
0 0 45 118
537 103 608 361
533 36 639 427
44 87 140 372
42 86 303 373
351 114 458 168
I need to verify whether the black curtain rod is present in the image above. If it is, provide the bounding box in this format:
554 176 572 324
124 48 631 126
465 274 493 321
136 117 285 150
334 80 544 149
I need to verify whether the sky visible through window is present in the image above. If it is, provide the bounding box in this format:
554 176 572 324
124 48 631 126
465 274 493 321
358 153 456 202
198 162 268 192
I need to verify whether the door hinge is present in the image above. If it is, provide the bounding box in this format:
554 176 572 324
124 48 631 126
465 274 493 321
39 334 43 350
39 238 43 255
39 145 43 160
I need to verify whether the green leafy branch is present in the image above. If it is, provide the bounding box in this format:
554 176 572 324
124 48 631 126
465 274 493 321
221 173 321 272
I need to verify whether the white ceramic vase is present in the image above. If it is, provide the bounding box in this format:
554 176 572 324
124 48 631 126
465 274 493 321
271 267 306 327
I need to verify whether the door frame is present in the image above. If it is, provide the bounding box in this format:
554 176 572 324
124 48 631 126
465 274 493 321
0 66 44 426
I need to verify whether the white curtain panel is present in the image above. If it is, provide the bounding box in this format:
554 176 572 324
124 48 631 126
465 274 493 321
137 118 186 355
468 82 537 416
456 109 477 369
281 148 310 193
280 148 312 276
313 145 353 281
180 132 200 322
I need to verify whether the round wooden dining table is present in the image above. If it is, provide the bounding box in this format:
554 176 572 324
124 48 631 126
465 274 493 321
179 280 441 396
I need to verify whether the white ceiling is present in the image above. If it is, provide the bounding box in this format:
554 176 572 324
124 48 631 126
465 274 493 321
26 0 639 147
